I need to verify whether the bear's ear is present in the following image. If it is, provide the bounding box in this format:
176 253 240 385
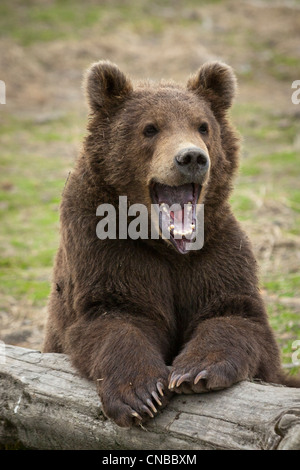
84 60 133 113
187 61 237 117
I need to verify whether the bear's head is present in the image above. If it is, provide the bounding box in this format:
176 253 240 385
84 60 240 254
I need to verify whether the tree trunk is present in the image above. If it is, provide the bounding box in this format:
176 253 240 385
0 344 299 450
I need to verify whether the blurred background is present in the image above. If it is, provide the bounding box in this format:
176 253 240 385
0 0 299 374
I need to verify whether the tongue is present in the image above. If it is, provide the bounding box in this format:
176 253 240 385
170 206 193 235
172 209 183 224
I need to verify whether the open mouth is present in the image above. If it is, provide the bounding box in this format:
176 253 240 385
150 182 202 254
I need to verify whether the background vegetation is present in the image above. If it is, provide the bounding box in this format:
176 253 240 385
0 0 299 373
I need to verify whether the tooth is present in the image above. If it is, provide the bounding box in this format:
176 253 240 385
191 224 195 229
188 201 192 204
170 224 174 229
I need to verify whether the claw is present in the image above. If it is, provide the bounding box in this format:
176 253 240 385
194 370 208 385
131 411 142 420
152 390 162 406
157 382 164 397
147 398 157 414
142 405 154 418
168 372 181 389
176 373 192 387
168 372 174 389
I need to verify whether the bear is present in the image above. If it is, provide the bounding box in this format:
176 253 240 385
43 60 300 428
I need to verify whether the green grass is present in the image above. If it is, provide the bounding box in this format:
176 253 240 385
269 52 300 81
0 0 103 45
229 104 300 371
0 0 210 45
230 134 300 371
268 303 300 373
232 103 298 148
0 112 81 306
264 275 300 299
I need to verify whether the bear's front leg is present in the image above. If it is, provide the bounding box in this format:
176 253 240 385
65 315 171 427
169 315 281 394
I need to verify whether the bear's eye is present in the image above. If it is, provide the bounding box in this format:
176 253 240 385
143 124 159 137
198 122 209 135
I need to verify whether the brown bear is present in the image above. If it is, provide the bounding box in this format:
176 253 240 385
44 60 300 428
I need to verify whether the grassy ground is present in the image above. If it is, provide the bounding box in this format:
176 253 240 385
0 0 299 373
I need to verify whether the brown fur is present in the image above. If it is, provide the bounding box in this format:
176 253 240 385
44 60 299 428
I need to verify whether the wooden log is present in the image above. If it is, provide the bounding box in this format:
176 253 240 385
0 344 299 450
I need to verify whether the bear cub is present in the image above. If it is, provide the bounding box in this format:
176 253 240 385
44 60 299 428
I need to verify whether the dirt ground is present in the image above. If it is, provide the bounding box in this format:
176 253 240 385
0 0 299 367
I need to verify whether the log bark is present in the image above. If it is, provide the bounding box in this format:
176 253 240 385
0 344 299 450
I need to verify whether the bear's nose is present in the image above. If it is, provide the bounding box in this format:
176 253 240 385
174 147 209 178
